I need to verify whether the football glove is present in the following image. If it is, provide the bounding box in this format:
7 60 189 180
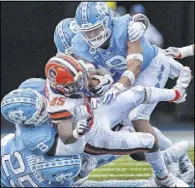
90 74 113 96
102 83 125 104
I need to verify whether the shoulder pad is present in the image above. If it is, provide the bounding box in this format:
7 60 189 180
113 14 131 37
112 14 131 50
18 78 46 96
72 34 94 62
72 34 89 53
20 121 57 154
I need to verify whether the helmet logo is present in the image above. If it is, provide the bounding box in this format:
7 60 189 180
8 110 26 124
48 68 57 83
96 2 108 15
69 20 79 34
56 172 73 182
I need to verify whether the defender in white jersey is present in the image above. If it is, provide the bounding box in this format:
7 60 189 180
53 16 194 184
44 55 191 187
73 3 193 186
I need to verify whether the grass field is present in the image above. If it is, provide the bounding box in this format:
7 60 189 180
89 148 194 181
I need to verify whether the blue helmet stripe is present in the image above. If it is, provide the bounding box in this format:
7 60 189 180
57 20 69 48
1 97 38 107
81 2 88 24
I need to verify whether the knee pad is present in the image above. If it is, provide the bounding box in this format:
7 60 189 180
131 85 145 94
140 133 155 149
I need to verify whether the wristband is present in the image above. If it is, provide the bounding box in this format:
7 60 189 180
179 45 194 58
126 54 143 62
113 83 125 91
73 129 79 139
122 70 136 85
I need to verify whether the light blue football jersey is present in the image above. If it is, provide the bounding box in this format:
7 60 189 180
72 14 158 82
18 78 57 155
1 135 75 187
1 78 76 187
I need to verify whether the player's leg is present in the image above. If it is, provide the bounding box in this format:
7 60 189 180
130 51 188 186
95 84 178 131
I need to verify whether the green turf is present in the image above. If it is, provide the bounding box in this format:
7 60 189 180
89 148 194 180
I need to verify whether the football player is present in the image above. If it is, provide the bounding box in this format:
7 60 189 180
45 55 190 187
1 86 81 187
54 16 194 185
72 2 193 186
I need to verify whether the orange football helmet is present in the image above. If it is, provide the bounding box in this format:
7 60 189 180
45 55 90 97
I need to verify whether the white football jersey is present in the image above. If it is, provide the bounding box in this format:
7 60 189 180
46 79 92 122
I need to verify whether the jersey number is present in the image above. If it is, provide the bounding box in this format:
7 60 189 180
105 55 127 70
2 152 38 187
50 97 65 106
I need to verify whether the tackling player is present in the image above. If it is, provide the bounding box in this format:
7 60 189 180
1 87 81 187
72 2 193 186
53 16 194 185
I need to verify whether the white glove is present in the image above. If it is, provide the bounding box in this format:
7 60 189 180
80 155 97 177
169 88 187 104
176 66 192 88
169 66 192 104
73 117 93 138
102 83 125 104
163 47 182 59
74 105 89 121
91 98 102 109
128 21 146 42
73 155 97 186
133 14 150 29
91 74 113 96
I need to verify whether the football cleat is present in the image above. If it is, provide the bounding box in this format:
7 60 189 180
179 154 194 184
155 173 189 187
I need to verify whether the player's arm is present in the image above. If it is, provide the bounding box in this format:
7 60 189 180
102 16 149 103
116 14 150 87
78 59 114 96
103 40 143 103
56 118 77 144
118 39 143 87
164 44 194 59
48 102 92 145
50 113 91 145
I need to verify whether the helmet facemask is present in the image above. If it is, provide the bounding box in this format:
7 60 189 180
64 45 74 55
26 91 49 126
79 16 111 48
53 67 92 98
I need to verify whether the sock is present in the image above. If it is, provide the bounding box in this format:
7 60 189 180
144 87 176 103
153 127 173 150
145 150 168 179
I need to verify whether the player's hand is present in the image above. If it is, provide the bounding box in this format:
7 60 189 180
176 66 192 88
169 88 187 104
73 117 93 138
169 66 192 104
74 105 89 120
91 74 113 96
163 47 182 59
128 21 146 42
79 155 97 177
102 83 124 104
133 14 150 29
